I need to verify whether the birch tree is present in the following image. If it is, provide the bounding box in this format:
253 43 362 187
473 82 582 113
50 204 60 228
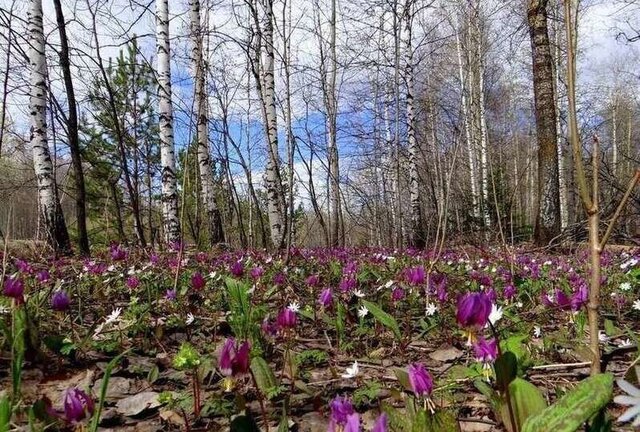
528 0 561 245
247 0 287 249
28 0 71 254
403 0 425 248
156 0 181 245
190 0 224 246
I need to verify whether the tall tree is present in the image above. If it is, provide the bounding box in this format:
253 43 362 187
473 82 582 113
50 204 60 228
403 0 425 248
28 0 71 254
156 0 181 245
189 0 224 246
53 0 89 256
528 0 561 245
327 0 342 247
247 0 287 249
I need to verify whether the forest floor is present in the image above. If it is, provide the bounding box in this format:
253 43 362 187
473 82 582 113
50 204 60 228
1 244 639 431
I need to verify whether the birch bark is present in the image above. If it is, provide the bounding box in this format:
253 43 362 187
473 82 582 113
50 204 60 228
156 0 181 245
28 0 70 254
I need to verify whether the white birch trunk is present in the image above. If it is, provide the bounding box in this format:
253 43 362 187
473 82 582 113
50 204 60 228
262 0 286 248
189 0 224 245
552 2 568 229
156 0 181 245
28 0 69 253
403 0 424 248
454 13 480 220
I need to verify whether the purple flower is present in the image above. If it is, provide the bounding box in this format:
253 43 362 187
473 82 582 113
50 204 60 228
339 277 356 293
555 289 572 310
51 290 70 312
219 338 251 376
230 261 244 277
110 245 127 261
570 285 588 311
250 266 264 280
63 388 94 423
15 259 33 274
503 284 516 300
150 254 159 266
277 307 297 329
126 276 140 290
473 337 498 364
318 288 333 308
407 363 433 396
262 318 278 336
165 289 177 301
36 270 51 283
329 396 355 427
456 292 492 330
405 266 425 286
343 261 358 275
306 274 320 287
273 272 286 285
191 272 206 290
391 287 405 302
372 413 388 432
345 413 360 432
3 276 24 301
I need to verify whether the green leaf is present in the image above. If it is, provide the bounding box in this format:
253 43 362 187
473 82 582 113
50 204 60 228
522 373 614 432
501 334 529 362
0 396 10 432
474 379 500 410
495 351 518 391
89 349 130 432
147 365 159 384
11 307 26 403
250 357 277 399
394 368 412 393
500 378 546 432
361 300 401 341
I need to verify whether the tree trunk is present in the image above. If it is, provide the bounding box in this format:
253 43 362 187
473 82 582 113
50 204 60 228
403 0 424 248
250 0 286 249
156 0 181 246
28 0 71 255
528 0 561 245
327 0 342 247
454 12 480 222
53 0 89 256
189 0 224 246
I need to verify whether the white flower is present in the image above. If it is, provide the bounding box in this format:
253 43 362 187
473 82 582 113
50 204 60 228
0 305 10 315
543 260 552 266
533 326 542 338
425 302 437 316
185 313 195 325
107 265 116 272
105 308 122 325
620 282 632 291
618 338 633 348
488 304 503 326
358 305 369 318
621 258 638 270
353 289 365 298
633 299 640 311
209 271 219 280
614 379 640 427
287 301 301 313
516 301 523 308
598 330 609 343
341 361 359 379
